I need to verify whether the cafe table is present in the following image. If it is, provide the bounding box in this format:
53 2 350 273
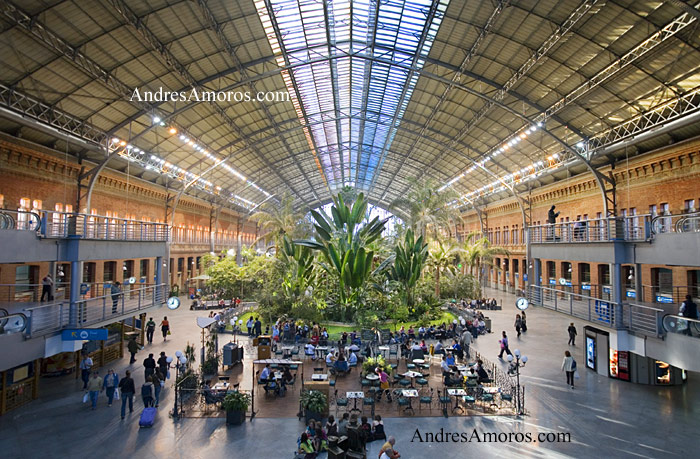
401 389 418 415
447 388 467 413
347 391 365 413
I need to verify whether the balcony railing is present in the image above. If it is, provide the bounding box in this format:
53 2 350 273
23 283 168 337
0 283 69 303
662 314 700 337
0 209 41 231
528 215 651 243
527 285 665 336
37 211 169 241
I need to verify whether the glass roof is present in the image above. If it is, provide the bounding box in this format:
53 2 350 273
256 0 449 191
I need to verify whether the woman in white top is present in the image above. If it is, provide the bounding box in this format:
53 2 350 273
561 350 576 389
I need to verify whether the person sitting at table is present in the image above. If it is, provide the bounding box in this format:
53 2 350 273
452 340 463 360
314 420 328 451
440 355 453 383
410 340 422 351
310 334 320 346
334 355 349 374
347 351 358 367
407 326 415 340
338 413 350 436
305 343 316 359
476 360 490 383
360 416 373 442
466 367 478 380
320 328 329 346
326 415 338 437
372 414 387 441
434 339 445 355
418 326 426 340
340 331 348 346
446 353 456 367
419 339 428 352
325 351 335 366
298 432 317 459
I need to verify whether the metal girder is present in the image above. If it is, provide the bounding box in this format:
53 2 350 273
376 0 510 204
106 0 312 212
363 0 442 197
193 0 318 206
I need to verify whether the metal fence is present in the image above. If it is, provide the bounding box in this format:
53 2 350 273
528 215 651 243
24 283 168 337
38 211 169 241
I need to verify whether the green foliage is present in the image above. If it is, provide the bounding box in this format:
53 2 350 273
222 391 251 412
442 271 481 300
362 355 390 375
300 390 327 413
295 193 388 322
388 229 427 308
390 178 461 241
249 192 311 251
427 239 463 298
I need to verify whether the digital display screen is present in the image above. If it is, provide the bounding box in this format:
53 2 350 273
586 336 596 370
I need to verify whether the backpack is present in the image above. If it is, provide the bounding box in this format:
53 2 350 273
141 384 153 398
571 359 577 370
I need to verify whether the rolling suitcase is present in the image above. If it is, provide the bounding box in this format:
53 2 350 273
139 407 157 427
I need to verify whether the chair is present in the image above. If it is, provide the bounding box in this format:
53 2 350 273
438 389 450 407
480 393 495 411
314 367 324 374
406 363 416 370
399 379 410 388
464 395 476 410
419 388 433 412
363 396 375 414
397 397 412 415
360 379 371 388
416 378 429 392
289 364 299 370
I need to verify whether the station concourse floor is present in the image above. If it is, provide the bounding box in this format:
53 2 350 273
1 287 697 458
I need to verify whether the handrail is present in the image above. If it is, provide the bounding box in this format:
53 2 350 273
0 209 41 232
528 214 651 243
675 211 700 233
650 211 700 234
662 314 700 337
38 210 169 241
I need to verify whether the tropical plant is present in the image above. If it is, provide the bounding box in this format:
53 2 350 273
249 192 310 252
463 236 511 285
295 193 389 322
300 390 327 414
427 239 463 298
387 229 427 308
390 178 461 241
279 234 316 301
222 391 251 412
362 355 390 375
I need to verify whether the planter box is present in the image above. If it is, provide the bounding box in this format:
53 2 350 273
304 409 324 424
226 409 245 425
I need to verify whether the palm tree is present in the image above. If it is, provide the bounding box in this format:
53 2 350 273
462 236 511 286
249 193 309 253
427 239 463 298
390 178 461 241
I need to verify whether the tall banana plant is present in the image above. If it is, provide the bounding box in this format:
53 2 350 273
279 235 315 301
388 229 428 308
295 193 388 321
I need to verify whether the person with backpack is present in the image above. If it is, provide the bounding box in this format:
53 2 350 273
141 376 155 407
145 317 156 344
498 331 513 359
118 370 135 419
562 350 576 389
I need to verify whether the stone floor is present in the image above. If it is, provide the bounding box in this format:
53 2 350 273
1 286 697 458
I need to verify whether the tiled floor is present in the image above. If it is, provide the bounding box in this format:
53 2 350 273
0 287 696 458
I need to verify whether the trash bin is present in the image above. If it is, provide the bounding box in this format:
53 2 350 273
223 342 243 367
483 318 492 332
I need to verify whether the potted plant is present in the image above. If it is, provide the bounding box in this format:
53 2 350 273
362 355 389 376
300 390 327 423
222 391 251 425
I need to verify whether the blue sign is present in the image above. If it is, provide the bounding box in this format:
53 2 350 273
582 285 592 291
564 281 572 287
79 283 89 295
626 291 636 298
139 278 146 283
656 296 674 304
549 279 557 285
523 274 528 282
103 283 112 290
62 329 108 341
603 286 611 294
595 300 611 324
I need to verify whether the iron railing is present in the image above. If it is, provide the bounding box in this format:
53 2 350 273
37 211 169 241
0 283 69 302
0 209 41 231
24 283 168 337
662 314 700 337
528 215 651 243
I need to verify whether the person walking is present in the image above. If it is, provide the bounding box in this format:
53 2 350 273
562 350 576 389
127 335 139 364
40 273 54 302
153 369 164 407
568 323 577 345
157 351 169 377
498 331 513 359
514 314 523 338
246 317 254 337
86 371 103 410
79 352 93 389
679 294 698 336
547 205 560 240
143 353 156 380
110 281 122 314
521 310 527 332
160 316 170 341
118 370 135 419
141 376 155 407
102 368 119 407
145 317 156 344
254 317 262 337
